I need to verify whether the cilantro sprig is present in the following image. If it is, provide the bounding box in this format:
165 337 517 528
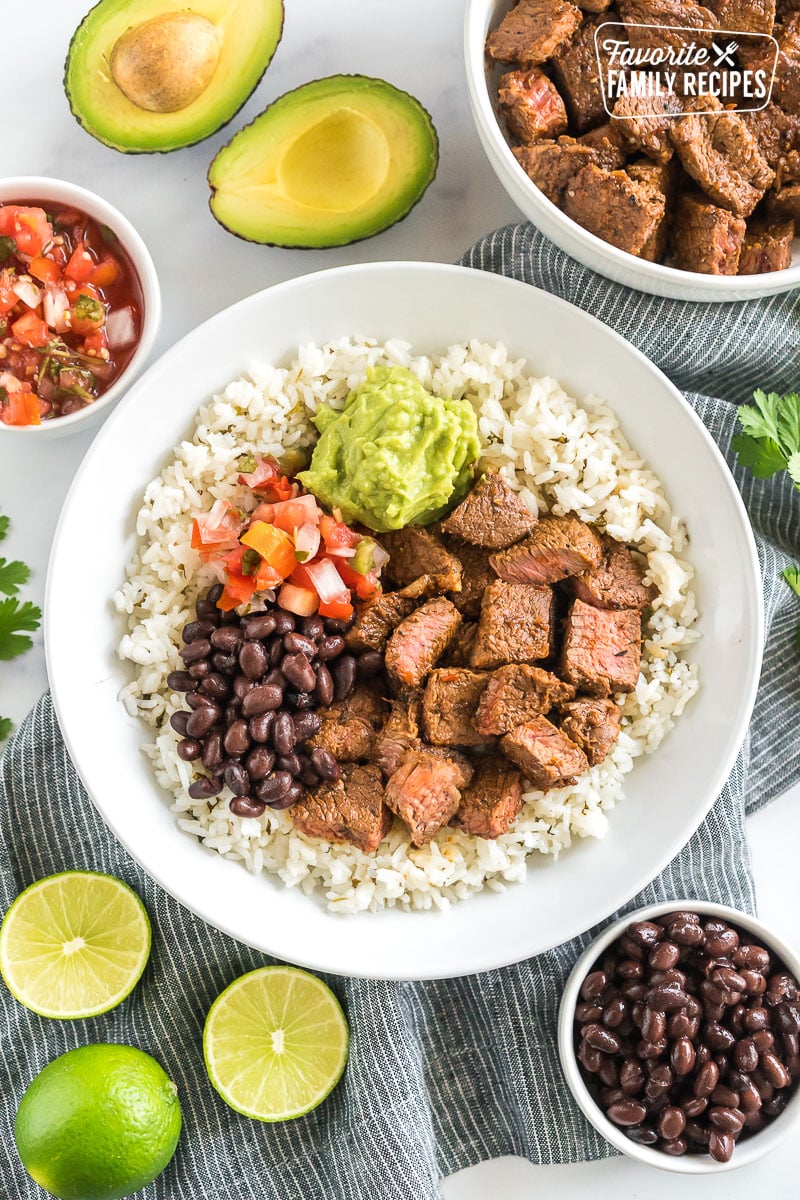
0 513 41 742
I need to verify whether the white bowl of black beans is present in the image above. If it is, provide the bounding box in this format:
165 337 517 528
559 901 800 1172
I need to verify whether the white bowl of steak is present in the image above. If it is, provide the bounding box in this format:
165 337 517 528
47 262 762 979
464 0 800 300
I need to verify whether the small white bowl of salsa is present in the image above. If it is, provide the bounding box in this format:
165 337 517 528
0 176 160 437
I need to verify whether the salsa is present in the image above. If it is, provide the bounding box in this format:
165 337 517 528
0 199 144 425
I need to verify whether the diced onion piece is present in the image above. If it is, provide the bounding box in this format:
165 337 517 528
371 541 390 570
43 286 71 333
325 544 356 558
0 371 22 393
278 583 319 617
305 558 349 604
105 305 137 348
11 278 42 309
294 522 320 563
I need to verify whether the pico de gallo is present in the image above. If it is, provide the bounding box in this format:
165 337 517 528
191 455 388 618
0 200 143 425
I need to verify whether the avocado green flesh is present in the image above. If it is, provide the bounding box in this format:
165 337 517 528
65 0 284 153
208 75 439 247
298 366 480 532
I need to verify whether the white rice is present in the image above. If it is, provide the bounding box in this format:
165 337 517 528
114 338 699 914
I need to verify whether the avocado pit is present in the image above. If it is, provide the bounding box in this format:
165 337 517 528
110 12 221 113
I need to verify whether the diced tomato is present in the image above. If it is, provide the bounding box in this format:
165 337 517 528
0 270 17 315
240 521 296 578
318 597 354 621
28 255 61 286
337 559 382 601
271 494 320 532
0 207 53 258
191 501 243 557
82 329 109 357
70 284 106 336
11 311 50 348
217 572 257 612
278 583 319 617
251 502 275 524
88 255 119 288
1 386 40 426
237 457 293 500
64 242 96 283
319 513 360 554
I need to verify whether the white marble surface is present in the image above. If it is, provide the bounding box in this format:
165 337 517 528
1 2 798 1196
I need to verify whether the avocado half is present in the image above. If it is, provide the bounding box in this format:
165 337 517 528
65 0 284 153
207 75 439 247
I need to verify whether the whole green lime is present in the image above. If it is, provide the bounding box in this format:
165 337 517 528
15 1044 182 1200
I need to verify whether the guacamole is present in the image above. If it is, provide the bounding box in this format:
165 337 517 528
298 365 480 532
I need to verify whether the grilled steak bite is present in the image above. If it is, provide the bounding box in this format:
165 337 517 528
474 663 576 735
440 471 537 549
550 16 613 133
486 0 583 66
490 514 603 585
613 93 683 165
740 14 800 114
500 715 589 788
514 139 606 203
766 181 800 221
669 104 774 217
618 0 719 51
444 621 478 666
451 759 525 839
385 597 463 689
345 591 417 653
578 123 629 167
563 163 668 259
291 763 391 854
559 696 622 765
738 218 796 272
381 526 462 593
373 694 422 777
384 746 474 846
742 104 800 187
471 581 553 668
311 682 387 761
569 534 657 610
447 542 495 618
670 191 747 273
561 598 641 694
422 668 493 746
499 68 569 143
714 0 776 32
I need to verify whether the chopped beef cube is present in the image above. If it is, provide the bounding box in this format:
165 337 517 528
373 693 422 776
670 191 747 273
310 682 387 760
578 123 629 167
739 217 795 272
451 759 525 839
447 543 495 618
490 514 603 585
740 16 800 115
560 598 641 694
577 0 613 11
618 0 719 51
384 746 473 846
486 0 583 65
471 581 553 669
741 104 800 188
474 664 576 735
385 597 463 689
765 181 800 220
563 162 668 258
670 104 774 216
345 591 417 653
713 0 776 32
559 696 622 765
569 534 657 609
499 68 569 143
444 621 479 666
500 715 589 788
291 763 391 854
612 93 683 164
380 526 462 594
514 139 603 203
441 472 537 549
550 17 613 132
422 668 493 746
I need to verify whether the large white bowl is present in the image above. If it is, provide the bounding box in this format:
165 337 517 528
46 262 762 980
464 0 800 302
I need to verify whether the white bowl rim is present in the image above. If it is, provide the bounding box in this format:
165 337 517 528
46 260 764 979
558 899 800 1172
0 174 161 434
463 0 800 296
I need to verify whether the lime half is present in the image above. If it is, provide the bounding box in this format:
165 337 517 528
204 965 349 1121
0 871 151 1019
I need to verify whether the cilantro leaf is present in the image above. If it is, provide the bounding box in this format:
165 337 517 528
0 717 11 742
735 391 800 488
0 557 30 596
0 515 8 543
731 432 787 478
0 598 42 661
788 452 800 490
784 565 800 599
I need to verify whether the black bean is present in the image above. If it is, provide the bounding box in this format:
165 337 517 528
734 1038 759 1073
657 1105 686 1141
177 738 202 762
223 703 241 727
301 616 325 640
272 610 295 635
180 638 211 664
212 651 238 675
300 764 321 787
284 631 316 656
583 1024 622 1054
186 691 215 710
182 619 215 644
248 712 275 744
255 771 293 802
704 1021 736 1052
709 1106 746 1134
210 625 242 653
317 634 346 661
775 1002 800 1035
627 921 664 949
293 711 322 741
762 1092 788 1119
620 1058 645 1095
223 762 249 796
186 706 219 738
188 659 211 680
200 672 230 700
205 583 224 603
167 670 195 692
314 664 335 706
708 1130 734 1162
232 675 255 700
693 1060 719 1098
280 780 306 808
242 613 276 640
170 710 190 736
230 796 266 818
733 944 771 972
324 618 349 634
641 1008 666 1042
246 747 275 780
333 654 357 700
287 690 315 709
242 684 283 716
660 1136 687 1157
356 650 383 678
265 668 285 687
281 653 316 692
625 1125 658 1146
761 1051 791 1088
277 753 302 776
273 712 297 756
195 599 221 622
580 971 609 1001
268 638 284 667
224 720 251 757
607 1100 647 1126
240 640 269 680
202 731 224 771
188 776 222 800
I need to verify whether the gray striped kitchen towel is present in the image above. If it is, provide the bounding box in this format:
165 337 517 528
2 225 800 1199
